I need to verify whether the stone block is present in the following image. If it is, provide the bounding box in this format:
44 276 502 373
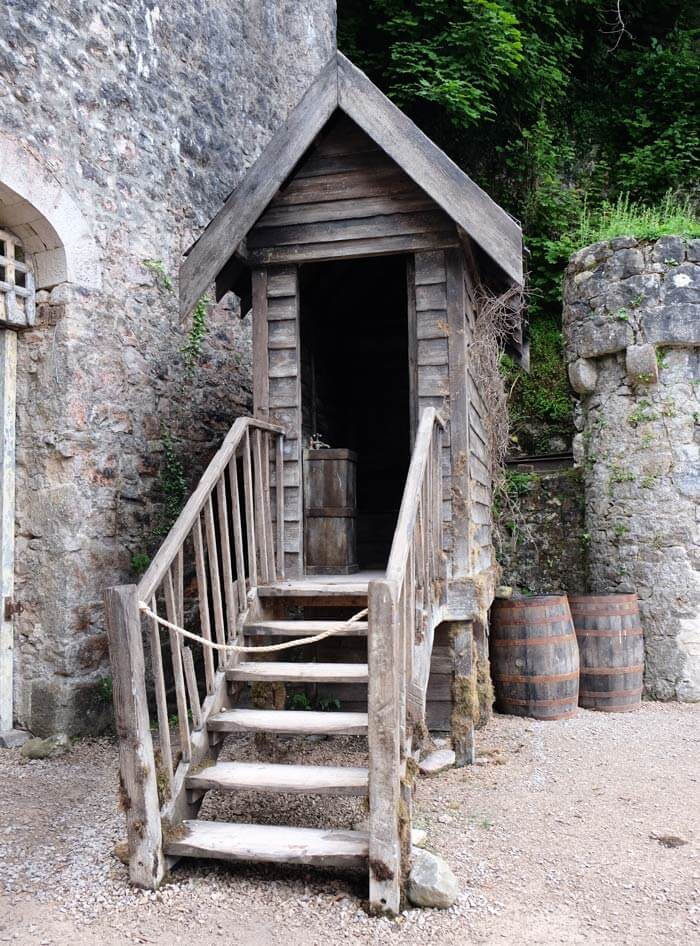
625 344 658 385
577 320 633 358
642 303 700 346
407 851 459 909
651 236 685 265
418 749 456 776
569 358 598 394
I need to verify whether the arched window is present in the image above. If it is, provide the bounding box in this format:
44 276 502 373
0 229 35 328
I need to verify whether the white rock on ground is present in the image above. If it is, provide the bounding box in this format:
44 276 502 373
418 748 455 776
407 850 459 909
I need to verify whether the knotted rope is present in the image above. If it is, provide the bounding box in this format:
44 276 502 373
138 601 368 654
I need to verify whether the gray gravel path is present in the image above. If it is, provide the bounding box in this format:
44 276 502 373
1 702 698 945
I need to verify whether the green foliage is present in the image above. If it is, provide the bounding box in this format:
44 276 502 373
288 693 313 711
97 676 113 705
547 192 700 265
131 552 151 575
181 298 209 372
502 315 571 451
504 470 535 496
158 430 187 534
340 0 700 446
143 259 173 292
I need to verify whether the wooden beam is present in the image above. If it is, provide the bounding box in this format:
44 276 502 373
252 268 269 417
445 248 470 579
0 330 16 734
179 55 338 318
337 52 523 286
104 585 166 889
367 578 401 915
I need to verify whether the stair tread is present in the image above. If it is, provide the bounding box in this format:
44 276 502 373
256 577 371 598
227 661 368 683
208 708 368 735
186 761 368 795
165 820 369 867
243 620 368 637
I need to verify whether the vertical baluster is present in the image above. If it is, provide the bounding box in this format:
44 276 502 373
182 646 203 729
261 432 277 580
204 496 226 668
174 546 184 628
164 571 191 763
275 433 285 579
242 427 258 588
436 426 446 585
228 454 248 611
252 428 270 583
217 476 239 663
193 518 215 694
147 595 173 791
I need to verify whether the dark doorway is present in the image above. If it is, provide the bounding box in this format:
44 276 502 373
300 255 411 570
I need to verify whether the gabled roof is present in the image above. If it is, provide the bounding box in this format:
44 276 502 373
179 52 523 317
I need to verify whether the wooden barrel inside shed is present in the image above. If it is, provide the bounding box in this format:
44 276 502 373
569 594 644 713
490 595 579 721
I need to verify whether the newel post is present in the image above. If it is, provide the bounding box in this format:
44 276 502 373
105 584 166 888
367 578 402 915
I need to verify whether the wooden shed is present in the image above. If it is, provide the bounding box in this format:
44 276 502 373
106 52 524 913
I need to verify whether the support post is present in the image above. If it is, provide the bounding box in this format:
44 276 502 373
0 328 17 737
367 578 402 915
449 620 475 766
105 584 166 888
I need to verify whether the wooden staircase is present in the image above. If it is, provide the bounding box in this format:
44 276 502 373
105 410 446 914
162 576 372 871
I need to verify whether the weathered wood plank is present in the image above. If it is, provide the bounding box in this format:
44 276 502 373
248 231 458 266
0 329 16 733
193 519 216 692
165 821 369 868
186 761 369 795
147 596 173 787
252 268 269 417
446 248 470 579
179 55 338 317
450 621 475 766
164 572 192 762
257 192 434 228
407 255 418 447
249 209 454 250
270 166 416 207
367 578 401 915
104 585 166 889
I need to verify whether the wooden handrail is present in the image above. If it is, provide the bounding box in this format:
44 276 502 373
138 416 283 601
385 407 445 584
367 406 445 914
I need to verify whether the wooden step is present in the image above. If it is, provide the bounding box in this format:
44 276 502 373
256 576 371 600
165 820 369 868
227 661 369 684
186 761 369 795
207 708 368 735
243 620 368 638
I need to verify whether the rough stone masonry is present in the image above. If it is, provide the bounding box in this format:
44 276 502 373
0 1 336 735
563 236 700 701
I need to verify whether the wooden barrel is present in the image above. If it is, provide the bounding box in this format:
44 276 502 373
569 594 644 713
490 595 579 721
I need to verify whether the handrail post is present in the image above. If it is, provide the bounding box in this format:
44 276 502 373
105 584 166 889
367 578 401 915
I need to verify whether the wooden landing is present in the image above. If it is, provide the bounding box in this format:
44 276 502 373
186 761 368 796
166 821 369 868
227 661 369 683
256 570 382 601
207 708 369 735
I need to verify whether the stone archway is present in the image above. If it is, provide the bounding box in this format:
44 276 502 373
0 138 101 742
0 133 101 290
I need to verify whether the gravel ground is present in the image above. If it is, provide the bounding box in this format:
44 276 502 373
1 702 698 946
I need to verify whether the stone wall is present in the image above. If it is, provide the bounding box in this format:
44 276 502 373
0 1 336 734
563 236 700 701
495 466 587 596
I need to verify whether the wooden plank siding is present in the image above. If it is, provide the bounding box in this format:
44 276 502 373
253 265 304 577
248 117 459 267
413 250 454 566
463 264 494 575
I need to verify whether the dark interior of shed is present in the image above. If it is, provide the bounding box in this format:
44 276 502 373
300 255 411 569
